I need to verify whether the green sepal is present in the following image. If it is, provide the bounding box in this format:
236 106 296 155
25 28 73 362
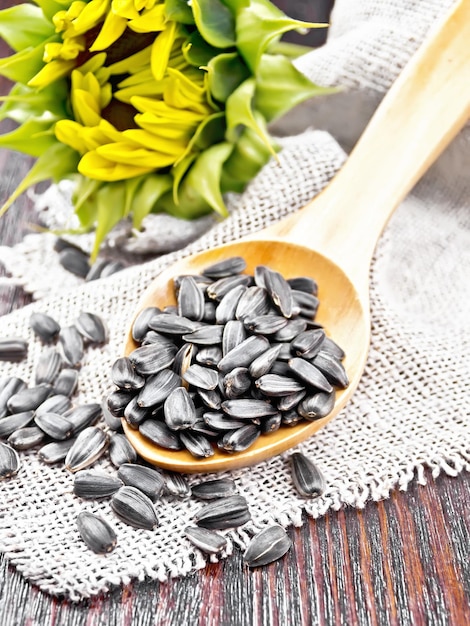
0 142 79 218
0 5 53 52
0 81 68 124
90 182 129 259
31 0 70 21
222 125 275 184
236 0 325 72
225 77 276 157
164 0 195 24
0 38 56 84
207 52 250 103
131 173 173 229
183 31 220 67
219 0 249 13
191 0 236 48
172 153 198 204
255 54 337 122
73 176 103 230
0 118 58 157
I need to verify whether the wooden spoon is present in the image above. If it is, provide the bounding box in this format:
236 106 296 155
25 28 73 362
122 0 470 472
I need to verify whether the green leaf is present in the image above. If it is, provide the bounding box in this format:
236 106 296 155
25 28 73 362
255 54 337 122
91 182 128 259
32 0 70 21
236 0 325 72
222 125 275 184
225 77 276 157
0 81 68 124
183 31 220 67
191 0 236 48
220 0 249 12
0 118 58 157
0 142 79 218
207 52 250 102
0 5 53 52
73 176 103 229
172 153 197 203
164 0 195 24
0 40 54 84
131 173 173 228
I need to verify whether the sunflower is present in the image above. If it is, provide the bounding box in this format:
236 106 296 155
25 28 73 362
0 0 330 257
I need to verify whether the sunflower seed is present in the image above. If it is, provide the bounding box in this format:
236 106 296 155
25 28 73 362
137 369 181 407
38 439 75 464
75 312 107 344
246 345 280 379
58 326 84 368
191 478 237 500
132 307 162 342
64 403 102 435
207 274 252 301
0 377 26 418
163 471 191 498
195 346 222 368
180 431 214 458
260 412 282 433
52 368 79 397
59 248 90 277
0 411 34 439
141 330 176 347
65 427 109 472
202 411 247 432
197 388 222 410
108 433 137 467
8 426 45 450
223 367 251 399
243 525 292 567
117 463 165 501
163 386 197 431
84 257 111 282
107 389 135 417
77 511 117 554
222 320 246 357
184 526 227 554
218 424 260 452
202 301 217 323
291 329 326 360
271 342 293 361
0 338 28 362
182 325 224 345
273 318 308 342
35 394 72 417
74 470 123 499
29 312 61 343
215 285 247 324
102 399 123 431
221 399 278 419
177 276 205 321
287 358 333 393
263 268 294 318
195 495 250 529
191 419 220 437
35 412 74 440
183 364 219 391
218 335 270 373
319 336 346 360
277 389 306 412
139 419 182 451
202 256 246 278
287 276 318 295
253 264 269 288
270 361 291 377
244 315 288 335
172 343 196 378
312 351 349 388
281 409 303 426
0 442 20 480
123 396 150 427
255 374 305 397
292 290 320 317
99 260 125 278
111 357 145 390
111 485 157 529
174 274 213 292
235 286 271 321
128 343 177 376
290 452 326 497
148 313 199 335
298 391 336 420
7 384 51 413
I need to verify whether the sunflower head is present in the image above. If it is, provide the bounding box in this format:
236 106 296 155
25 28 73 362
0 0 332 257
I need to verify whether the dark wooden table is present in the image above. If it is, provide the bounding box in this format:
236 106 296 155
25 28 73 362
1 2 469 624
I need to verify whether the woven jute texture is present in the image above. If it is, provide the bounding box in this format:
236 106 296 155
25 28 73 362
0 0 469 600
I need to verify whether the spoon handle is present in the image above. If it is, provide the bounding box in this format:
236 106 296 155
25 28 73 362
270 0 470 297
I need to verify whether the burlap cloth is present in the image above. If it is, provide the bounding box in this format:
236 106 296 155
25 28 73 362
0 0 469 600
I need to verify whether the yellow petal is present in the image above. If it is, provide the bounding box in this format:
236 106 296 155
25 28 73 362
151 20 177 81
132 98 206 122
55 119 88 153
96 141 178 167
72 89 101 126
114 81 165 103
111 0 140 20
122 128 188 155
128 4 166 33
28 59 76 88
79 151 153 180
89 10 128 51
71 0 111 36
133 114 194 138
164 69 210 115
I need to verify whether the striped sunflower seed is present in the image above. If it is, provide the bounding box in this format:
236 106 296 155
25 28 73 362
183 364 219 391
128 343 177 376
273 318 308 342
0 338 28 362
131 307 161 342
58 248 90 278
215 284 247 324
184 526 227 554
84 257 111 282
124 396 151 427
52 368 79 397
320 336 346 360
0 411 35 439
202 256 247 278
75 312 107 344
243 525 292 567
290 452 326 497
312 351 349 389
38 439 75 464
292 290 320 317
255 374 305 397
221 367 250 400
263 268 294 318
287 276 318 296
172 343 196 378
29 312 60 343
148 313 199 335
235 286 271 322
107 389 136 417
164 386 197 430
35 412 74 440
66 403 103 434
191 419 220 438
111 357 145 390
77 511 117 554
8 426 45 450
141 330 175 347
180 431 214 458
35 394 72 418
7 384 52 414
298 391 336 420
139 419 182 451
111 485 158 529
65 427 109 472
182 325 224 345
222 320 246 357
221 399 278 420
195 495 250 530
291 329 326 360
163 471 191 498
58 326 84 368
203 301 217 323
202 411 247 432
277 389 306 412
218 424 260 453
287 358 333 393
198 388 222 410
0 377 26 418
74 470 123 499
207 274 252 301
243 315 288 335
137 369 181 408
281 409 303 426
177 276 205 321
195 346 222 368
191 478 237 500
0 442 20 479
218 335 270 373
117 463 165 501
102 399 123 432
108 433 138 467
34 348 63 385
260 412 282 434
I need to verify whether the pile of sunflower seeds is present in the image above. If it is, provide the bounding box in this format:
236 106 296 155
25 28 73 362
107 256 349 458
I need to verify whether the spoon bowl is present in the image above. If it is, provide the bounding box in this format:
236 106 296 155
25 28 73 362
122 0 470 472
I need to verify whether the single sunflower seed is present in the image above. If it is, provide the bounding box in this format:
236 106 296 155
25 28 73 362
76 511 117 554
191 478 237 500
139 419 182 451
38 439 75 464
65 427 109 472
111 485 158 529
184 526 227 554
34 348 63 385
177 276 205 321
0 411 35 439
75 312 107 344
74 470 123 499
0 337 28 362
164 387 197 430
0 442 21 479
290 452 326 497
243 525 292 567
58 326 84 368
108 433 138 467
202 256 247 278
117 463 165 501
29 312 60 343
195 495 250 530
